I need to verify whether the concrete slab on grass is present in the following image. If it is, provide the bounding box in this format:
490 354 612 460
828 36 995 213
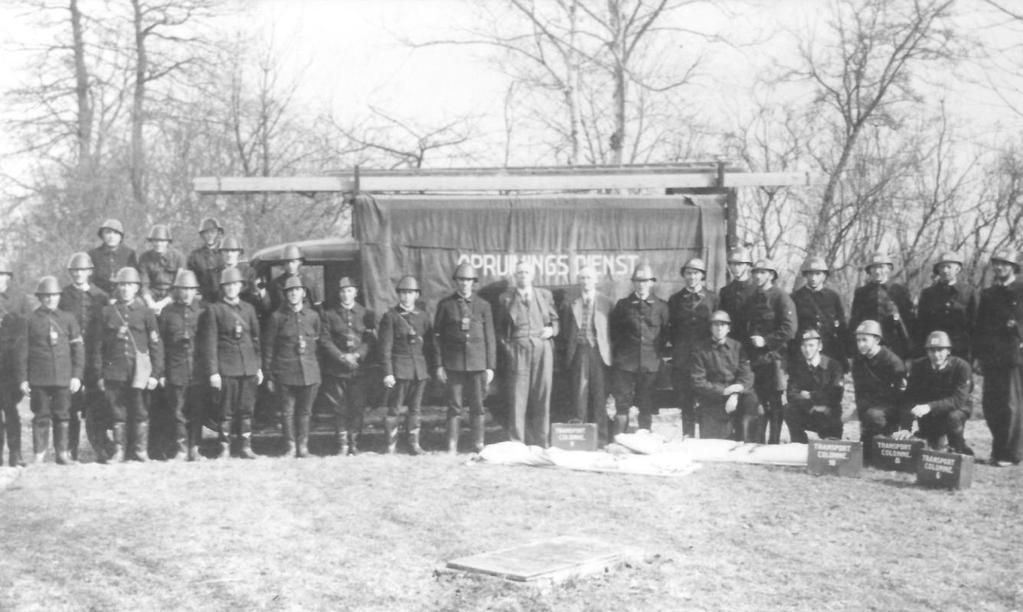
446 536 641 583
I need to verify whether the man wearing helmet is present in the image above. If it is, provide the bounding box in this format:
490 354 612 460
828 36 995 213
790 256 848 370
784 328 844 443
137 224 186 315
59 252 110 462
433 262 496 453
851 319 906 460
88 219 138 296
914 252 976 360
187 217 225 303
266 244 321 313
16 276 85 464
893 331 973 455
849 252 916 360
379 275 434 454
667 257 719 438
0 258 34 466
690 311 759 440
719 246 757 342
157 270 205 461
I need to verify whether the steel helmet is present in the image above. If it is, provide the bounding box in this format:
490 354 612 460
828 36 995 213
98 218 125 238
338 276 358 290
709 310 731 324
283 276 305 291
199 217 224 234
114 267 141 285
990 250 1021 272
219 267 245 286
864 252 894 271
630 263 656 282
0 258 13 275
854 320 883 338
799 328 822 342
727 246 753 265
932 252 963 275
218 237 243 252
453 262 479 281
66 252 93 270
801 256 829 275
282 244 303 262
396 275 420 292
681 257 706 275
171 269 199 289
147 224 172 242
35 275 61 295
752 259 779 279
924 331 952 349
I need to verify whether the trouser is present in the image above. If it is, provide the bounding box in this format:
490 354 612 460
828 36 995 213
982 364 1023 464
0 382 24 461
504 338 553 447
321 375 367 434
784 401 843 443
147 387 169 457
916 409 970 453
31 386 71 455
104 381 148 454
753 360 786 444
278 383 319 444
445 370 488 419
383 378 427 430
219 376 257 439
70 386 107 460
697 391 761 441
611 368 658 431
858 403 899 462
164 383 203 448
569 345 609 444
671 360 698 437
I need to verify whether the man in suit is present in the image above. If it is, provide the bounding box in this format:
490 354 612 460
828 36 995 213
667 257 719 438
496 260 559 447
559 265 612 445
434 262 496 454
849 252 916 360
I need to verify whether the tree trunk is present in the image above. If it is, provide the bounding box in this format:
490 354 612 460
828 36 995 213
69 0 94 210
130 0 148 208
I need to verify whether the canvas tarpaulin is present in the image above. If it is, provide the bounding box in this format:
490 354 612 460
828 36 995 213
353 193 728 315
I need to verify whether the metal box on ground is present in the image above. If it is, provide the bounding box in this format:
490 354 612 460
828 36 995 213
550 422 598 451
870 437 924 472
807 440 863 477
916 449 974 490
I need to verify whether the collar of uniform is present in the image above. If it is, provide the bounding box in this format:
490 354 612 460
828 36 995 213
806 354 822 368
37 306 55 315
339 303 357 312
714 338 729 349
457 293 473 303
631 293 652 304
398 305 416 314
683 286 704 297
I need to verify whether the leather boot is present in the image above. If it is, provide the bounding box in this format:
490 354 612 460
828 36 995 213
0 420 5 465
446 416 460 455
84 409 107 464
133 422 150 462
8 420 25 467
948 431 974 456
472 415 487 452
407 415 424 455
337 430 349 457
239 418 257 459
187 421 204 461
282 412 297 457
295 412 310 458
767 408 783 445
110 423 126 463
217 421 231 459
55 421 76 465
613 415 629 440
349 411 363 455
384 416 399 454
68 414 81 461
33 419 51 463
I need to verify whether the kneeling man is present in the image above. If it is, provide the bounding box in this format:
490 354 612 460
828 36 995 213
690 311 760 440
784 328 844 442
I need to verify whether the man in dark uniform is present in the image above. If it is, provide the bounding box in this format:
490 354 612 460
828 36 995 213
187 216 225 304
790 256 848 369
92 267 163 462
435 262 497 454
894 331 973 454
914 252 976 360
849 252 915 360
0 258 33 466
668 257 719 438
743 259 797 444
267 244 320 313
138 224 186 315
16 276 84 464
851 320 906 461
379 275 434 454
784 328 844 443
973 251 1023 466
690 311 760 440
719 246 757 342
59 252 110 462
200 267 263 459
158 270 204 461
558 265 612 446
263 276 324 458
497 260 559 447
88 218 138 296
320 276 376 455
214 237 266 316
610 263 669 434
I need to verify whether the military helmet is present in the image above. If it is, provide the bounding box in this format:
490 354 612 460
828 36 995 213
66 252 93 270
800 328 822 342
0 258 11 275
709 310 731 324
396 275 420 292
114 267 141 285
727 246 753 265
681 257 706 275
218 237 243 252
990 250 1021 272
932 251 962 275
864 252 894 271
282 244 304 262
854 320 883 338
338 276 358 290
147 224 172 242
98 218 125 238
171 269 199 289
630 263 656 282
752 259 779 279
283 276 305 291
924 330 952 349
453 262 479 281
219 267 245 286
35 275 61 295
198 217 224 234
801 256 829 275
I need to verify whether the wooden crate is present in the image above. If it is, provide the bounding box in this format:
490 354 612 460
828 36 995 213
916 450 974 490
807 440 863 477
550 422 598 451
869 437 924 472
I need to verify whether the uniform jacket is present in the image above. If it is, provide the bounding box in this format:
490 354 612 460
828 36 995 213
59 284 108 385
91 298 164 383
138 247 187 297
790 285 848 365
690 337 754 398
785 354 844 409
901 355 972 428
851 346 905 412
16 307 84 387
199 299 261 377
320 302 376 378
496 287 559 344
849 281 916 359
915 281 977 359
87 244 138 296
187 245 223 304
378 306 433 380
743 285 797 364
267 270 321 313
433 292 497 372
559 292 612 367
0 291 35 383
973 280 1023 369
719 277 756 341
610 292 669 373
667 286 719 364
262 306 323 386
159 300 204 386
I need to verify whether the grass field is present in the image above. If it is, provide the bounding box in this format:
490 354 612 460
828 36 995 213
0 396 1020 611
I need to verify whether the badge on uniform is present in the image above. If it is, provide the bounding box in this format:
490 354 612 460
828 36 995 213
150 330 160 344
48 326 59 347
298 335 307 354
461 316 471 332
118 324 129 338
233 322 243 339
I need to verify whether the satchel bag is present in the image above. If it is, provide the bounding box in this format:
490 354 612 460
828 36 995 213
115 306 152 390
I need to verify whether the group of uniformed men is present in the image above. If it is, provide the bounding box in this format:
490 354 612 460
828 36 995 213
1 217 1021 468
